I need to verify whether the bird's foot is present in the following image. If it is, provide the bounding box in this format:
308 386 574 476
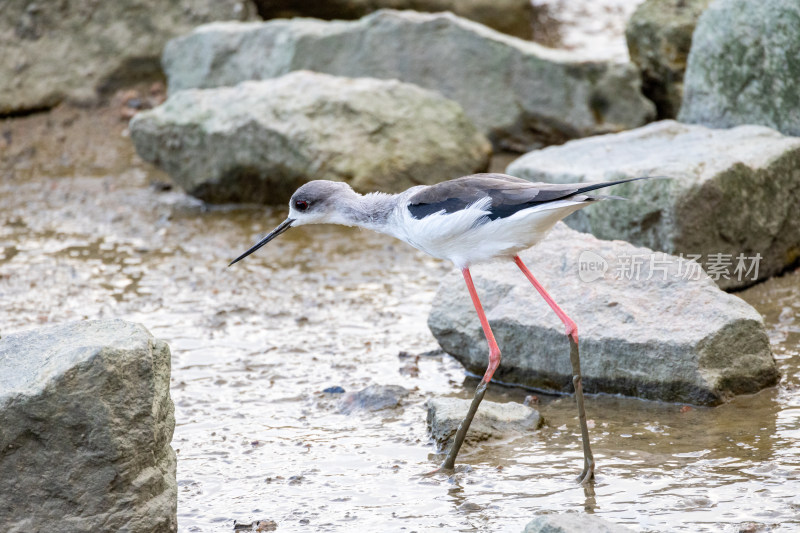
423 462 470 477
424 465 452 477
575 460 595 485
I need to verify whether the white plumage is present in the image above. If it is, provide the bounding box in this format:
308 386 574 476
390 196 591 268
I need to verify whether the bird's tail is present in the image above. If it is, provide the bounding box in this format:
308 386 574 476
587 194 626 201
573 175 670 197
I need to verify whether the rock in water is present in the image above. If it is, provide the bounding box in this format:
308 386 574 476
162 10 655 152
339 384 410 414
253 0 538 40
679 0 800 136
0 0 256 115
426 397 541 449
130 71 491 204
524 514 636 533
428 223 779 405
506 120 800 290
0 320 177 533
625 0 712 118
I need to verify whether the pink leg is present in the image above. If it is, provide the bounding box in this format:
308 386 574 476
514 256 578 343
514 255 595 483
440 268 501 470
463 267 502 383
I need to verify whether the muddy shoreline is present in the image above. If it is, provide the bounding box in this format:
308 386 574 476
2 99 799 532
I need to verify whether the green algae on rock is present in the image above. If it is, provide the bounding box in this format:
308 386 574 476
679 0 800 136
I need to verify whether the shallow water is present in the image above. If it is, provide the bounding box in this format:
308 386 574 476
2 146 799 532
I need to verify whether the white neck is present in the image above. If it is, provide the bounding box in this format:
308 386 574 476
325 190 399 233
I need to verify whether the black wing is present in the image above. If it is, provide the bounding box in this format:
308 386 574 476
406 173 646 220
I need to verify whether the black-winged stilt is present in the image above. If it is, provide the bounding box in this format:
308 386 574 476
230 172 653 483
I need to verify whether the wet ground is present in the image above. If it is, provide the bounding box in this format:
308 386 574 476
533 0 643 60
1 104 799 533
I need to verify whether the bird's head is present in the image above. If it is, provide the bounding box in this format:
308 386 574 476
287 180 355 226
229 180 356 266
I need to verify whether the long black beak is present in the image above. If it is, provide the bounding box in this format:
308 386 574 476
229 218 295 266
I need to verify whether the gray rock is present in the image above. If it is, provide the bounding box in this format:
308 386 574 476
339 384 410 414
130 71 490 203
426 397 541 449
428 223 779 405
0 0 256 115
625 0 711 118
506 120 800 290
679 0 800 136
523 513 636 533
162 10 655 152
254 0 537 40
0 319 176 533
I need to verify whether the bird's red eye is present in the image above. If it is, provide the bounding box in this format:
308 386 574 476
295 200 309 211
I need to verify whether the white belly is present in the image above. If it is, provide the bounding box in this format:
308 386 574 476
390 198 591 269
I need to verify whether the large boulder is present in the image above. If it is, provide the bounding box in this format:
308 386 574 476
162 10 655 152
0 320 176 533
254 0 537 40
428 223 779 405
130 71 491 203
625 0 711 119
506 120 800 290
679 0 800 136
0 0 256 115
